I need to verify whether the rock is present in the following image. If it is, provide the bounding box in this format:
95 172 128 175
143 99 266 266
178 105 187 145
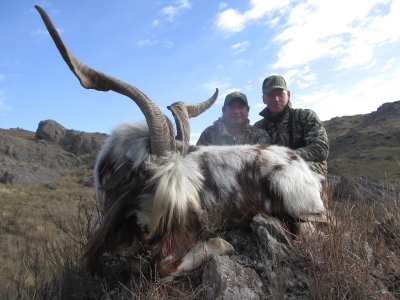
78 176 95 187
201 255 267 299
0 170 16 184
35 119 66 143
221 215 314 299
61 130 103 154
250 215 296 270
35 120 104 155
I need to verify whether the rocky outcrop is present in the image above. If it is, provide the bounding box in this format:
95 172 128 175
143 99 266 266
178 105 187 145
35 119 66 143
61 130 103 154
35 119 105 155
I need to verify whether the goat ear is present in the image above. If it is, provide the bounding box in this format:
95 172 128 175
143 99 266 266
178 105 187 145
35 5 176 156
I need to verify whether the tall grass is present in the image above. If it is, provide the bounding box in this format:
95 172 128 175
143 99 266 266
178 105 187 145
293 183 400 299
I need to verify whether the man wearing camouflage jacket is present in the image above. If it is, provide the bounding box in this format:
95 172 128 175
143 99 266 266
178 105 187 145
197 91 270 146
254 75 329 175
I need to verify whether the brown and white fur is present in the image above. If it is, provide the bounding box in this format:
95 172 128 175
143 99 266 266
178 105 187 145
35 6 326 281
88 121 325 280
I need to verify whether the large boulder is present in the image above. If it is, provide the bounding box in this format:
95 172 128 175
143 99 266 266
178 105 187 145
35 119 66 143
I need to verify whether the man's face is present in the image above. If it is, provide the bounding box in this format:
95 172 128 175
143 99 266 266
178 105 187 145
263 88 290 116
222 98 249 130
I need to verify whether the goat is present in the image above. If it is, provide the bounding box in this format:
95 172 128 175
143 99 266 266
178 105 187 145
36 6 326 281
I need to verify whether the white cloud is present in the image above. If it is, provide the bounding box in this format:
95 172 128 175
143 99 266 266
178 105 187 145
273 0 400 70
268 16 280 27
31 29 49 38
295 67 400 121
136 39 171 49
231 41 250 54
160 0 191 22
282 66 317 89
215 1 400 73
219 2 228 10
214 0 288 33
243 84 252 90
137 39 158 47
215 8 247 33
244 79 253 90
233 59 253 70
0 74 5 81
152 19 160 27
382 58 395 71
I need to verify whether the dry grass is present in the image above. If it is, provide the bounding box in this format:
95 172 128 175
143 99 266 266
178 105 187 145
293 186 400 299
0 172 94 295
1 177 399 299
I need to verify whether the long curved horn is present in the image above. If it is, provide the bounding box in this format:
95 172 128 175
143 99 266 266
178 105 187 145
167 89 218 155
185 88 219 118
35 5 175 156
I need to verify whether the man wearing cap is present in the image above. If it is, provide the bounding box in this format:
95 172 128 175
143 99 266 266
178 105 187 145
254 75 329 175
197 91 270 146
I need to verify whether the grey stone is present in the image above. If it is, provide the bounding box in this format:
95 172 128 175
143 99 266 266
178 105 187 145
201 255 267 300
35 119 66 143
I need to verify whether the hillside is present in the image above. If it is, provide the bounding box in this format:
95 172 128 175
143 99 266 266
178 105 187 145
324 100 400 182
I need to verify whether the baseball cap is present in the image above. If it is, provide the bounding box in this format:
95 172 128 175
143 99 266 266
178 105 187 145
262 75 287 95
224 91 248 106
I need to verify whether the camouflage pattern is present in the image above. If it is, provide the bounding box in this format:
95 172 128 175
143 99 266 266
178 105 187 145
197 117 271 146
254 101 329 175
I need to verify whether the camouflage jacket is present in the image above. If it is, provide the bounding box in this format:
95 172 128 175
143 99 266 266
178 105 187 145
254 101 329 175
196 118 271 146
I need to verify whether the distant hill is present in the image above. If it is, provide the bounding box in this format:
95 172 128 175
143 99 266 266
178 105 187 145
324 100 400 182
1 101 399 186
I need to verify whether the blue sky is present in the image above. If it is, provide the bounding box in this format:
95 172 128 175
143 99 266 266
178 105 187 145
1 0 399 144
